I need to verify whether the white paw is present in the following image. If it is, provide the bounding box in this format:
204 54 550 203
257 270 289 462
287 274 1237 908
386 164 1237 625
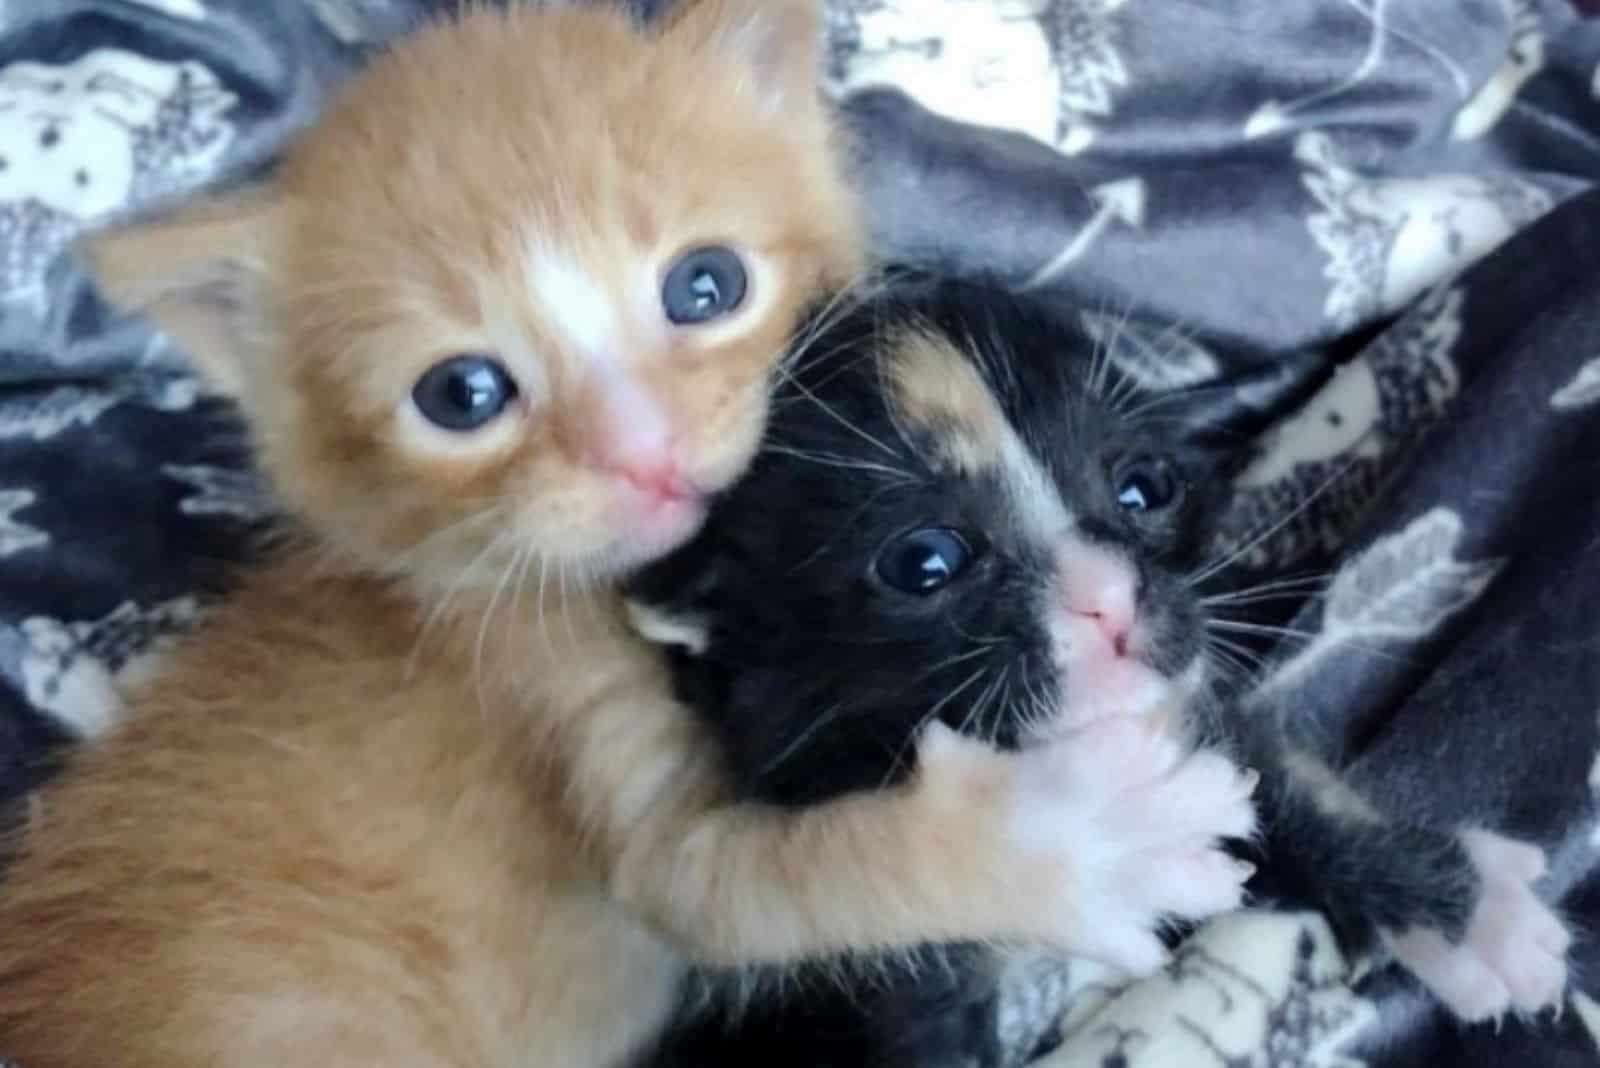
917 718 1258 977
1384 828 1571 1022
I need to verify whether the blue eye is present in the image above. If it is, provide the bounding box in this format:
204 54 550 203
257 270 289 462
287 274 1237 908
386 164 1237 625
662 246 748 325
1116 458 1178 513
874 528 975 595
412 355 518 432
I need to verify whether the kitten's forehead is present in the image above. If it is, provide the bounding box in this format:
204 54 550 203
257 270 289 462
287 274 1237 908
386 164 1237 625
884 328 1008 473
883 329 1069 546
266 3 861 405
527 249 632 370
277 5 832 282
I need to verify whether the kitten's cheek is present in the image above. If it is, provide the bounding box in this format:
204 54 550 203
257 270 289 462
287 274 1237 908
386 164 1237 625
688 403 768 493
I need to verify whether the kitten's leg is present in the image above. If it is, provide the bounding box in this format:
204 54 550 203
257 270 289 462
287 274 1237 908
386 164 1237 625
574 679 1257 976
1382 828 1572 1021
1247 739 1571 1022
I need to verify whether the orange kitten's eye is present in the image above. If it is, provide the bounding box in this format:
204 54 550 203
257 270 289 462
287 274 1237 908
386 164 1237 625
662 246 748 325
412 355 520 431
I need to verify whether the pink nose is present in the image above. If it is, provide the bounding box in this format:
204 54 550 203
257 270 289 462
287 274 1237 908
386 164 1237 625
609 453 691 501
574 372 691 501
1060 538 1139 659
1069 607 1132 658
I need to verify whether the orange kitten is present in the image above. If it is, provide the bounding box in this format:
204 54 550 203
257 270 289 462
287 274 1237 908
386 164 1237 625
0 3 1254 1066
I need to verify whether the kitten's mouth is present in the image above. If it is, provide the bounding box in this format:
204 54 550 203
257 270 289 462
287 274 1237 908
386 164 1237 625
1048 617 1203 733
606 482 712 573
602 452 733 569
621 474 708 519
1060 657 1180 729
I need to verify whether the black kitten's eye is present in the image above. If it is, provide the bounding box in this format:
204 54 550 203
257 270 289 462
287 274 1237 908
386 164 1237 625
874 528 975 595
412 355 519 431
1115 458 1179 513
662 246 748 325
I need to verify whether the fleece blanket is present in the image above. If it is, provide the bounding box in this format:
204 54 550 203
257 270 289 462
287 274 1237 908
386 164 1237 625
2 1 1600 1065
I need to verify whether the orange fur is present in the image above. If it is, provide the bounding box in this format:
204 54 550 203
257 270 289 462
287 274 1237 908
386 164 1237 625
0 4 1109 1065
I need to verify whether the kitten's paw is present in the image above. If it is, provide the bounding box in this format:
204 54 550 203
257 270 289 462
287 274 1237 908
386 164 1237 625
1047 718 1258 974
915 718 1257 976
1384 828 1571 1022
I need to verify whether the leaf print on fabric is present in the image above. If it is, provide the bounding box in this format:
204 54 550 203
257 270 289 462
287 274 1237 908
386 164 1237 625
162 463 271 522
991 949 1083 1065
1244 0 1473 141
125 0 205 18
0 50 237 319
1296 132 1551 329
1079 311 1221 391
0 488 44 558
1024 177 1145 287
1590 710 1600 846
825 0 1063 149
0 376 199 442
1551 358 1600 410
1573 992 1600 1053
1452 0 1543 140
1036 0 1131 154
1312 507 1499 636
1038 912 1373 1068
305 0 413 45
1237 362 1383 489
1258 508 1501 696
1216 287 1464 570
0 596 199 738
823 0 1132 155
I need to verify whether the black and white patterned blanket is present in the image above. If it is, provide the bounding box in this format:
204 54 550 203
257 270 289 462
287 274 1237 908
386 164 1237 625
4 2 1600 1065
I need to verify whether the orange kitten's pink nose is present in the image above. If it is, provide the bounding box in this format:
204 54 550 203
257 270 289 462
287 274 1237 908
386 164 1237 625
613 454 692 502
575 372 692 500
1060 539 1138 659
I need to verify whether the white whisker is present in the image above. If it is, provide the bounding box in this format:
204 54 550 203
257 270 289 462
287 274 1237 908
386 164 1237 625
761 443 917 485
879 666 991 789
1188 452 1367 587
758 702 850 778
473 537 525 713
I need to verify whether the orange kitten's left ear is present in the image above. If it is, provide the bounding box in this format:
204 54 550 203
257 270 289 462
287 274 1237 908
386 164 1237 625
664 0 824 117
81 185 288 398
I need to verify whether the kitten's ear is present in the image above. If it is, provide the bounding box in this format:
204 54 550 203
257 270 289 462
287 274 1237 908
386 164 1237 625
81 185 288 397
665 0 823 117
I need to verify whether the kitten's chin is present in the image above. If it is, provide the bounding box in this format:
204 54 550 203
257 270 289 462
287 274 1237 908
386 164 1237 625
600 493 711 576
1049 656 1205 736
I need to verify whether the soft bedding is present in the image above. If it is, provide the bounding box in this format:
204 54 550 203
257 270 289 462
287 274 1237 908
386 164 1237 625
2 2 1600 1066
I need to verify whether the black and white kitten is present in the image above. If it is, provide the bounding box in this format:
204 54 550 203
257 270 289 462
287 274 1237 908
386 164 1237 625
629 277 1570 1067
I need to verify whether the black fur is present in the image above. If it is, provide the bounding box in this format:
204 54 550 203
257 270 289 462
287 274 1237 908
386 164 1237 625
1238 729 1479 952
632 276 1485 1067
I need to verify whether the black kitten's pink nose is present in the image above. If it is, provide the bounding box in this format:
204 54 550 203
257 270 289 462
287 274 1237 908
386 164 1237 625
1060 538 1139 659
1069 606 1132 658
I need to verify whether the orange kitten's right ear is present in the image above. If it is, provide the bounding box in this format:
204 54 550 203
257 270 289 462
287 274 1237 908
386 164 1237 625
664 0 824 118
82 186 287 398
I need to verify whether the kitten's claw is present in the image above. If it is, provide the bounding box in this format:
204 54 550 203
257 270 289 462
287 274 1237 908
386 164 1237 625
914 716 1257 977
1384 828 1571 1022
